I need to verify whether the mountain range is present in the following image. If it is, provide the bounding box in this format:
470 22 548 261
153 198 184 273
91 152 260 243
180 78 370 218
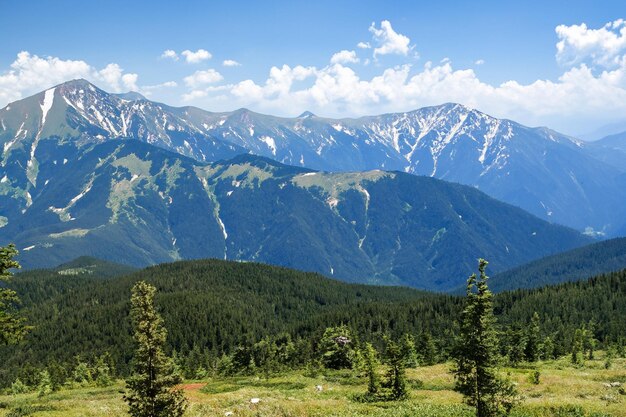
0 136 589 291
3 79 626 290
1 79 625 235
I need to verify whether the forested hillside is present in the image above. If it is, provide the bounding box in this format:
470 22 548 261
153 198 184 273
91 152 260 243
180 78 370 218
1 258 624 387
490 237 626 291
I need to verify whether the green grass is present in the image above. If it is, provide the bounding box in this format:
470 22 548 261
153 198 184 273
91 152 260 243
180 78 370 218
1 356 624 416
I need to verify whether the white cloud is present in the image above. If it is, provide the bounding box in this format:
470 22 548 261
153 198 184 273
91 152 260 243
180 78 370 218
475 59 485 65
181 49 212 64
0 51 139 104
368 20 411 57
223 59 241 67
97 63 139 92
556 19 626 68
160 49 179 61
330 50 359 65
357 42 371 49
183 69 223 88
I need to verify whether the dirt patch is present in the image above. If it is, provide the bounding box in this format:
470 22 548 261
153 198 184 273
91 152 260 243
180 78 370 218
178 383 206 392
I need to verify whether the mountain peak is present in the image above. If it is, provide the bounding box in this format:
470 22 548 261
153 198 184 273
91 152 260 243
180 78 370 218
298 111 316 119
55 78 98 90
115 91 147 101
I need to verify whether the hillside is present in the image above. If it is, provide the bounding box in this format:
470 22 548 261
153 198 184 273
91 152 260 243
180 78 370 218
0 138 590 290
1 258 624 386
2 80 626 234
489 237 626 292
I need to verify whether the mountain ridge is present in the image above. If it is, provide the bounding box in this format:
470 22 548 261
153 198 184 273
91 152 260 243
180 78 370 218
2 79 624 234
0 138 591 291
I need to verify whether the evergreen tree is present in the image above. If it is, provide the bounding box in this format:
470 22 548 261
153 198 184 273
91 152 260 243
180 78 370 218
37 370 53 397
10 377 29 395
505 327 526 366
417 331 437 365
319 325 354 370
401 334 419 368
383 337 408 400
124 281 187 417
571 328 584 365
72 359 93 387
0 244 29 345
541 336 555 360
452 259 517 417
583 321 596 360
363 343 380 397
95 355 113 387
524 312 541 362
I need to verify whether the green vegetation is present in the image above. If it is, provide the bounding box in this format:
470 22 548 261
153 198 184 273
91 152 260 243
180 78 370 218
0 244 29 346
1 356 625 416
0 256 625 415
490 237 626 292
453 260 517 416
125 281 186 417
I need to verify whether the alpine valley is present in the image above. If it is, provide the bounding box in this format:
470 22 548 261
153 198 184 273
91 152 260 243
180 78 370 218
2 79 624 290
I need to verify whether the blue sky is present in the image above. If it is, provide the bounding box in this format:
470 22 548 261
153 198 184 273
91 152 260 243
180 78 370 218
1 0 625 136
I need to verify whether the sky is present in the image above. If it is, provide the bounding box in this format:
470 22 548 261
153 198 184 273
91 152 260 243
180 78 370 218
1 0 625 137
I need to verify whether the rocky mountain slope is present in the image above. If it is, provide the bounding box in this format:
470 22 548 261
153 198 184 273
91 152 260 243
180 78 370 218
0 139 590 291
2 80 625 235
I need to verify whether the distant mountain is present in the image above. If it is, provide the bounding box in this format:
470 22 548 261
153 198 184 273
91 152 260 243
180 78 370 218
2 80 625 234
0 138 590 291
584 131 626 172
490 237 626 292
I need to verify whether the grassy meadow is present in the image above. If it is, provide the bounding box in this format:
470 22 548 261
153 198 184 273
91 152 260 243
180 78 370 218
1 355 624 417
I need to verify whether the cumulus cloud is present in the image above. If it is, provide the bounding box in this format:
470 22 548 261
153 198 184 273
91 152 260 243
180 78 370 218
357 42 371 49
556 19 626 68
223 59 241 67
475 59 485 65
160 49 179 61
330 50 359 65
181 49 212 64
183 69 224 88
368 20 411 57
97 63 139 92
0 51 139 104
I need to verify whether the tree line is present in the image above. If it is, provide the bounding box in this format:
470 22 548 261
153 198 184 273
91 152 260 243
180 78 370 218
2 246 626 416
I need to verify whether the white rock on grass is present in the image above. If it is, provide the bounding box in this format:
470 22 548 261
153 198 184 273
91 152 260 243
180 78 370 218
250 398 260 404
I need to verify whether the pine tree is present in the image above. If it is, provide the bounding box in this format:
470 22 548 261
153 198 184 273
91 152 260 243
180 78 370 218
583 321 596 360
524 312 541 362
124 281 187 417
319 325 354 369
417 331 437 366
541 336 555 360
37 370 53 397
571 328 584 365
383 336 408 400
363 343 380 397
95 355 113 387
0 244 30 345
401 334 419 368
452 259 517 417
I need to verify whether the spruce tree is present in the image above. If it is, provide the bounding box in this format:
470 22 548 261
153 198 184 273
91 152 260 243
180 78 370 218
383 336 408 400
571 328 584 365
417 331 437 366
37 370 53 397
363 343 380 397
452 259 517 417
0 244 29 345
124 281 187 417
524 312 541 362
